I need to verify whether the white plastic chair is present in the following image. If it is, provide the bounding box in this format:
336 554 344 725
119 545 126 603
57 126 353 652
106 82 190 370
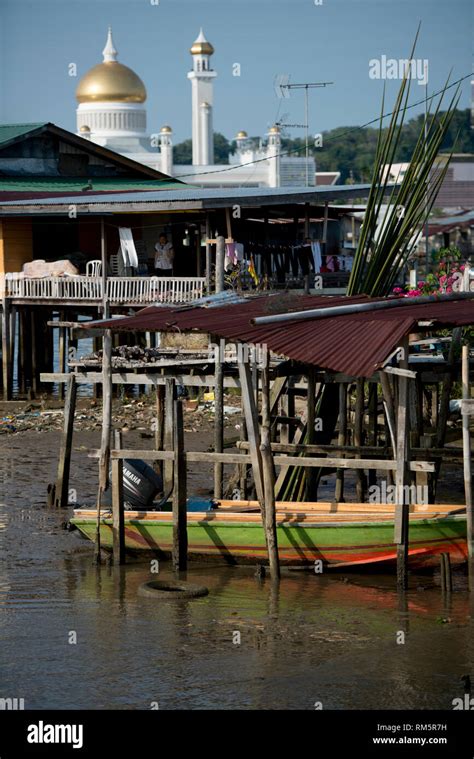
86 260 102 277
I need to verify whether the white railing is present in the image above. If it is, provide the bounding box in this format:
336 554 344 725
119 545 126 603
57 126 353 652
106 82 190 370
1 274 206 304
107 277 206 304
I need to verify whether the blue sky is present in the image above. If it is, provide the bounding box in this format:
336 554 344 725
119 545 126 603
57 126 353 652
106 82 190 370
0 0 472 144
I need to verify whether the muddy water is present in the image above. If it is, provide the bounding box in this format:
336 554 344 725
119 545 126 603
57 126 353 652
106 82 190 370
0 430 473 710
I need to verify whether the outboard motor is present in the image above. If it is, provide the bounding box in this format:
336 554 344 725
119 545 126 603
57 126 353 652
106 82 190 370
102 459 163 511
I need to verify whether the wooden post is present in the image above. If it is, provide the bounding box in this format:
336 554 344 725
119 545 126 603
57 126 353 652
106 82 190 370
305 369 317 501
173 395 188 571
368 383 378 488
462 344 473 589
238 359 264 503
111 430 125 565
215 235 225 293
2 297 11 400
335 382 347 501
51 374 77 508
354 378 367 501
260 365 280 580
214 338 224 499
163 377 175 493
8 305 16 397
18 308 27 395
154 384 165 475
239 415 248 499
30 308 37 398
95 327 112 562
395 337 410 591
58 311 66 401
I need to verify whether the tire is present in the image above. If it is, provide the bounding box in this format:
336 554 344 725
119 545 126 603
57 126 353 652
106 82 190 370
138 580 209 600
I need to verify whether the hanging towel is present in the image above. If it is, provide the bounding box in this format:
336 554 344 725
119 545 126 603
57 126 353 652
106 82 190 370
311 241 322 274
119 227 139 269
225 242 236 270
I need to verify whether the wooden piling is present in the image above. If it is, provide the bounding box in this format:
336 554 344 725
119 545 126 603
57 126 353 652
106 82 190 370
173 394 188 571
95 328 112 560
2 297 11 399
51 374 77 508
354 378 367 502
163 377 175 494
462 344 473 589
440 552 453 593
305 369 317 501
260 365 280 580
58 310 66 401
154 384 165 475
30 308 38 398
394 337 410 591
214 339 224 499
335 382 347 501
238 360 264 503
111 430 125 565
215 235 225 294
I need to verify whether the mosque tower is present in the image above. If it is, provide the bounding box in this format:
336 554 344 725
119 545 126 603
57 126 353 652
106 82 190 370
187 29 216 166
75 27 148 150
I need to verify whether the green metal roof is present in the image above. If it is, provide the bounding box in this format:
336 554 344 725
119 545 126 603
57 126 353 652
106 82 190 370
0 177 188 192
0 123 47 146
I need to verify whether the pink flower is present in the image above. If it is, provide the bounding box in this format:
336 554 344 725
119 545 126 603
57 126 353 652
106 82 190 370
393 287 404 294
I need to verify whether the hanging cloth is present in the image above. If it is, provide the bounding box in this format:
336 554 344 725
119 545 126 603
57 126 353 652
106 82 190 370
311 241 322 274
119 227 139 269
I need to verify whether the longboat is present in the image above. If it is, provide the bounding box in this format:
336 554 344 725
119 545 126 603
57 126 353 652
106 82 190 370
70 500 467 569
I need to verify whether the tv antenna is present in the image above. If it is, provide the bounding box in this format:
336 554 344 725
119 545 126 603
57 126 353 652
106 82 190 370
274 75 333 186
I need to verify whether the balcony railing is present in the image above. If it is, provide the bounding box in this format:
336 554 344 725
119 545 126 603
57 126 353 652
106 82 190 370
1 275 206 304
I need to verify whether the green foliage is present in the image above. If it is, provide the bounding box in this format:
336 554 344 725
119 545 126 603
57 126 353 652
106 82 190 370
281 109 472 184
173 132 232 165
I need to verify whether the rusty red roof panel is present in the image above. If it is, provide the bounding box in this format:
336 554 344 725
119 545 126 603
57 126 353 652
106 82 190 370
93 294 474 377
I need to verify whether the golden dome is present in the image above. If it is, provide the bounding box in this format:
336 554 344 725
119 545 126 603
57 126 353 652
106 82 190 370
190 28 214 56
269 125 280 133
160 125 172 133
79 125 91 132
236 130 248 139
76 61 147 103
76 28 147 104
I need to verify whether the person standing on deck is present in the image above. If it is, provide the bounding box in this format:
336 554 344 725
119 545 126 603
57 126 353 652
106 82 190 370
154 233 175 276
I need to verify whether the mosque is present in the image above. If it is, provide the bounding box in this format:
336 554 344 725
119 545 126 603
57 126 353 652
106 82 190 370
75 27 318 188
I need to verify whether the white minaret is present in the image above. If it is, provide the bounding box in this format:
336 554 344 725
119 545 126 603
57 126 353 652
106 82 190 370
159 125 173 176
187 28 216 165
267 125 281 188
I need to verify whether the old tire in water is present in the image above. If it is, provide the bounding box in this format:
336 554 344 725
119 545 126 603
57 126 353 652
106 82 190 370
138 580 209 600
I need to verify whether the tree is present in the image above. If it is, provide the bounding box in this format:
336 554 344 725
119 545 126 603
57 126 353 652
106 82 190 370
173 132 232 165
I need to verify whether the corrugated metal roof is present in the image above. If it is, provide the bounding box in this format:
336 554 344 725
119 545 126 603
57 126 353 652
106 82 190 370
0 183 378 209
0 178 185 193
0 123 47 145
89 294 474 377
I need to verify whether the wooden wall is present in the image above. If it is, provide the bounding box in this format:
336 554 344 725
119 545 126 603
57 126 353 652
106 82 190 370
0 218 33 274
